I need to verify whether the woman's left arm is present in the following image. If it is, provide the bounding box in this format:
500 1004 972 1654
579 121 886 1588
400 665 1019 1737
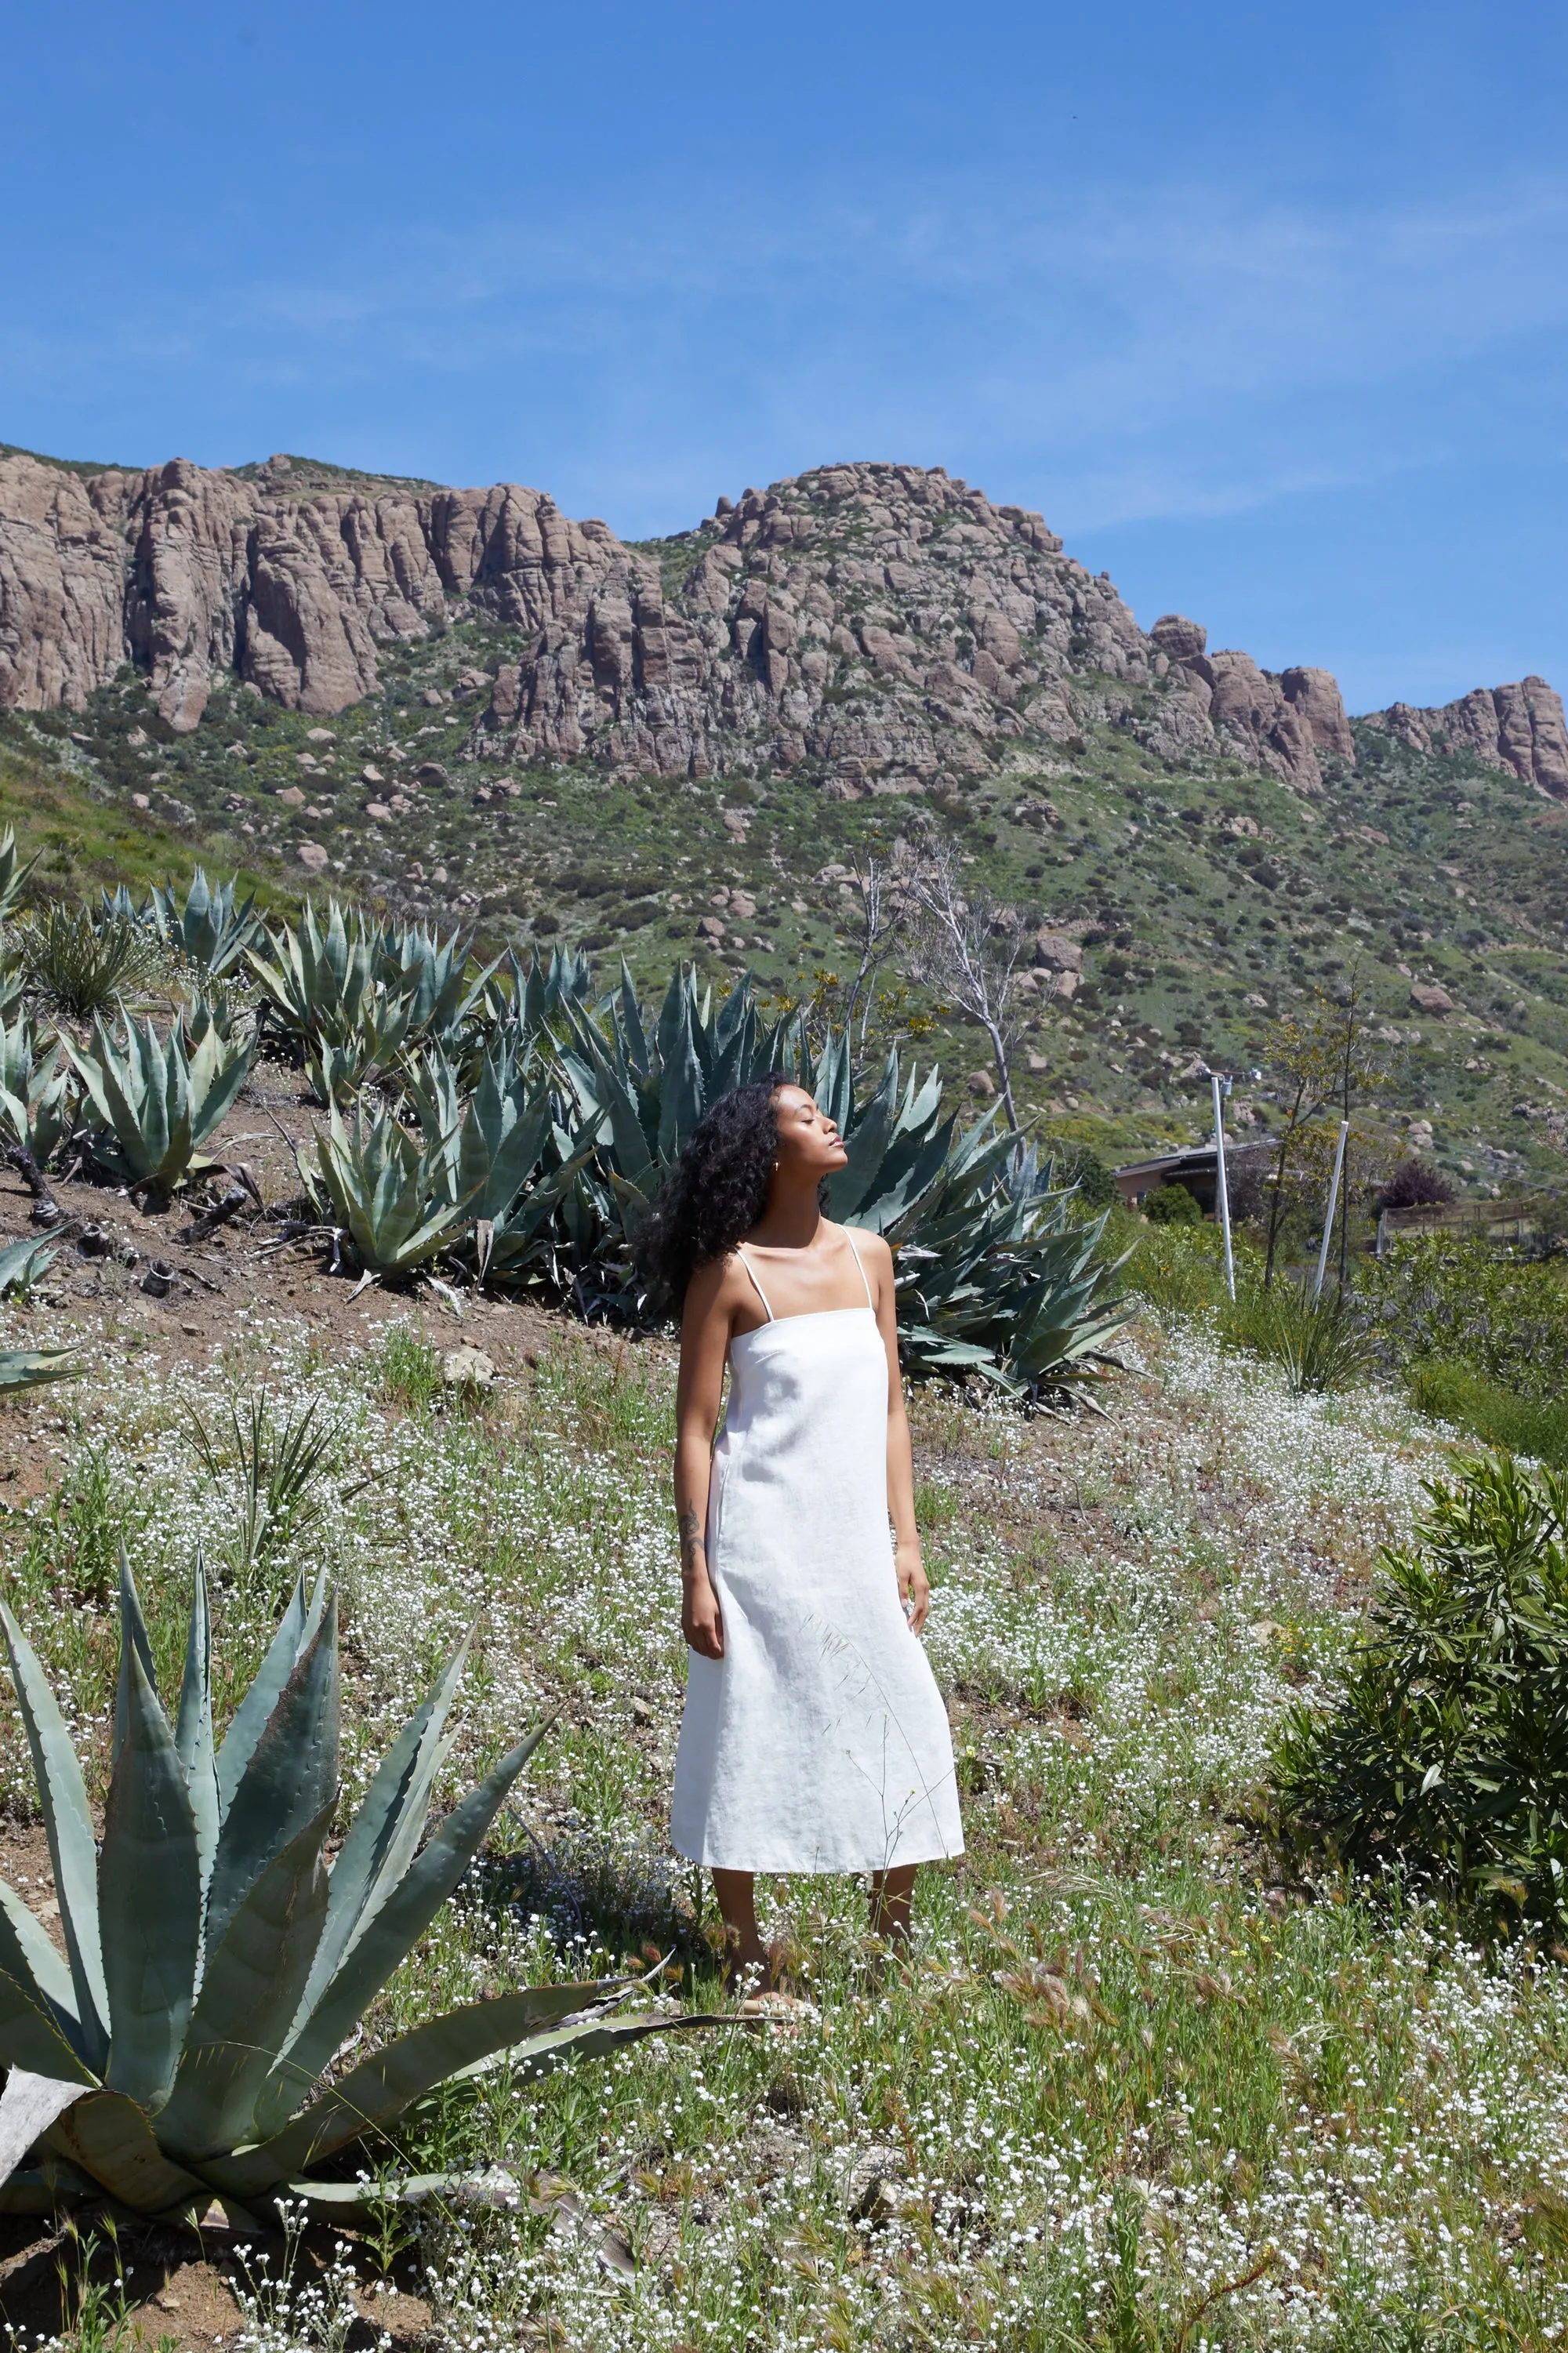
862 1230 929 1634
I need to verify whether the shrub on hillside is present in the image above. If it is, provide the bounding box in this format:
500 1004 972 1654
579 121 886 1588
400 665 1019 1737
1144 1183 1201 1226
1377 1157 1457 1211
1274 1454 1568 1928
1356 1236 1568 1403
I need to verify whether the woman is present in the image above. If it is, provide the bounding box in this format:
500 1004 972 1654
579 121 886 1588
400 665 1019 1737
640 1077 964 1986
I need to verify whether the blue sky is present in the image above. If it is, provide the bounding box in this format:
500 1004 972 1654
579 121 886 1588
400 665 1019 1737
2 0 1564 711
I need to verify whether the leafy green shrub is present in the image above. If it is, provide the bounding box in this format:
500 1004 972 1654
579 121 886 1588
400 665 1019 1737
1125 1222 1235 1319
0 1557 710 2222
1144 1183 1201 1226
1274 1455 1568 1927
16 906 162 1020
1356 1236 1568 1403
1407 1360 1568 1467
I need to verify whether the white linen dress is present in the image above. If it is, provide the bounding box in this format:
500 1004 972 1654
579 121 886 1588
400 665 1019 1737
670 1235 965 1873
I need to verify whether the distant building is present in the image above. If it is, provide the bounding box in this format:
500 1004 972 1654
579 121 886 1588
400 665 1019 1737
1114 1141 1273 1218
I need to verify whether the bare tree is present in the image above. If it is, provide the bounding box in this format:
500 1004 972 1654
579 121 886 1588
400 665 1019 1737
841 855 900 1044
905 842 1029 1129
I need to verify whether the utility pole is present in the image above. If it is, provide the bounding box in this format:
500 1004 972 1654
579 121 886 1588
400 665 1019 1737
1211 1071 1235 1301
1313 1120 1350 1303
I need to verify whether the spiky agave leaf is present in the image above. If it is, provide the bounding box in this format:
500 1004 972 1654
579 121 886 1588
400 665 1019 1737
0 1234 62 1300
0 827 40 927
0 1349 82 1395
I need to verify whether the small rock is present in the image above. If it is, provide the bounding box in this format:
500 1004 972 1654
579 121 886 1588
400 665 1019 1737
130 792 150 810
276 785 307 808
414 761 448 786
1244 992 1269 1009
729 891 757 920
305 726 335 744
967 1069 996 1098
420 686 448 707
630 1694 654 1723
1026 1053 1049 1075
361 764 384 784
1410 982 1454 1015
843 2143 908 2222
297 842 329 872
697 915 726 943
364 801 394 822
441 1345 495 1390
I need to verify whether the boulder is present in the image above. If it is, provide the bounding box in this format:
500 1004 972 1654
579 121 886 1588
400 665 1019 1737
1410 982 1454 1015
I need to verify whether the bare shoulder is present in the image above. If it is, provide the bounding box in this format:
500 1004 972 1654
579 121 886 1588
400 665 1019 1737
682 1251 746 1328
842 1224 895 1290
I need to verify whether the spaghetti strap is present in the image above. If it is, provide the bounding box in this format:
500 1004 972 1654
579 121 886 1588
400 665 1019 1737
844 1229 875 1310
733 1244 775 1322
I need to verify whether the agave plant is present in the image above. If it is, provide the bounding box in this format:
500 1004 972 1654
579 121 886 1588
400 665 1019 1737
0 1558 709 2223
408 1043 590 1286
374 920 496 1055
64 1012 252 1199
0 1013 75 1173
0 1346 79 1394
0 1233 63 1301
250 901 419 1059
17 907 162 1022
894 1140 1132 1399
151 869 260 980
300 1105 477 1273
0 826 40 926
477 944 596 1055
559 968 804 1285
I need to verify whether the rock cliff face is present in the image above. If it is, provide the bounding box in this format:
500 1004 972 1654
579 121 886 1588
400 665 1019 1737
1362 677 1568 794
0 441 1551 804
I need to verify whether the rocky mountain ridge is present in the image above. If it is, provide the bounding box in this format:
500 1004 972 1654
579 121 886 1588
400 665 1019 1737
4 442 1563 804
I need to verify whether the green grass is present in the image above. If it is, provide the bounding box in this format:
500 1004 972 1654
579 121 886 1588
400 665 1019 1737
1407 1357 1568 1464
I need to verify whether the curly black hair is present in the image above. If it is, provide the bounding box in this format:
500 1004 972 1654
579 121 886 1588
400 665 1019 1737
636 1079 829 1308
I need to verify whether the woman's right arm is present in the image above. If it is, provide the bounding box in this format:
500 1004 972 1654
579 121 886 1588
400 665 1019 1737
674 1257 734 1659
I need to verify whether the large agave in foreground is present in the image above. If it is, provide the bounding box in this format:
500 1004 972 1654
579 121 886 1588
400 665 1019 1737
0 1559 706 2223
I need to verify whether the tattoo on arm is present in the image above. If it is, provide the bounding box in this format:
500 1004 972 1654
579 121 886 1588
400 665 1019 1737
678 1505 706 1574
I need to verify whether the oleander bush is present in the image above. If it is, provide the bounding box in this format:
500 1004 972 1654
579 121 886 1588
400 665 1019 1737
1274 1454 1568 1928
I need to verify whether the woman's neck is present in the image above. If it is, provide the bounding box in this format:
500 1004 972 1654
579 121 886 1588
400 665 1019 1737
746 1184 825 1251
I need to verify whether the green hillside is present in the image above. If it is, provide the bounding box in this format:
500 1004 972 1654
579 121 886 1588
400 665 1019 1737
5 596 1567 1193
